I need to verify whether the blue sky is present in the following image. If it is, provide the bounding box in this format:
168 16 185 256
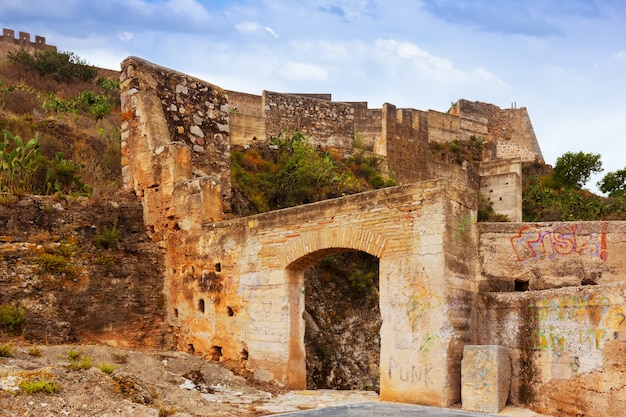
2 0 625 193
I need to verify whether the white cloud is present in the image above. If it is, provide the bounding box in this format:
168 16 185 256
118 32 133 42
265 26 279 38
278 61 328 81
235 22 261 34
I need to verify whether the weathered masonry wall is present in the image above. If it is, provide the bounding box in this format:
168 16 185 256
475 222 626 416
263 90 355 151
451 99 544 163
165 179 478 407
0 28 56 57
479 159 523 222
478 222 625 291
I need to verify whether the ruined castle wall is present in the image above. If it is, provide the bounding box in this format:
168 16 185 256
382 104 430 184
120 56 231 227
427 110 460 143
163 179 478 406
262 91 355 150
477 222 625 292
479 159 523 222
428 160 481 191
457 99 543 163
352 102 382 151
0 28 56 57
475 221 626 415
226 90 262 116
474 286 626 416
229 112 266 144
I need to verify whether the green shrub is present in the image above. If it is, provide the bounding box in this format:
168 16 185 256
97 362 119 374
0 129 42 197
0 303 25 334
56 242 77 257
0 341 13 357
19 378 60 394
37 253 67 273
67 348 81 361
8 48 97 82
69 354 92 371
28 345 42 357
95 224 121 249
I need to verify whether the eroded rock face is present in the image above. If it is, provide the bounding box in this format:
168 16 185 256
304 252 381 392
0 195 170 349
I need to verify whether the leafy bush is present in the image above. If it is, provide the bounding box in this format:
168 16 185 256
0 303 25 334
0 129 42 197
8 48 97 82
0 130 91 199
19 378 60 394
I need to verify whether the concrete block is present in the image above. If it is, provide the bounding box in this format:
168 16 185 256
461 345 511 414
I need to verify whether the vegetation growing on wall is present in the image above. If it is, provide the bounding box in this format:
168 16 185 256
429 135 486 168
231 130 396 215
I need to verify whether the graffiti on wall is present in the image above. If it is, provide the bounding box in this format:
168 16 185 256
510 223 608 262
388 356 433 385
402 283 441 333
529 294 625 354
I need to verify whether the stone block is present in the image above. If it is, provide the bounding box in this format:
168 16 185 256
461 345 511 414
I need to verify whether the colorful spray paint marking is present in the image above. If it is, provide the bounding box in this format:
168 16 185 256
510 223 608 262
402 283 441 333
529 294 625 353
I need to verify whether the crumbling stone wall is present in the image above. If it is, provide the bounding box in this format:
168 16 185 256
475 221 626 416
454 99 544 163
263 90 355 151
381 104 430 184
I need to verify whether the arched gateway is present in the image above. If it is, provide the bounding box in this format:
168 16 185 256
120 57 478 407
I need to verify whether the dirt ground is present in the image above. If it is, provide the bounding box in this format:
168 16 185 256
0 341 306 417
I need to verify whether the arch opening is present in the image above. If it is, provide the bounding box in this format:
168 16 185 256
302 250 381 391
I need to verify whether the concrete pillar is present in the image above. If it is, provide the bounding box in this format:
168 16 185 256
461 345 511 414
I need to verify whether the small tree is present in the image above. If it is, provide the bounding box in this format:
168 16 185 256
551 151 602 190
598 168 626 197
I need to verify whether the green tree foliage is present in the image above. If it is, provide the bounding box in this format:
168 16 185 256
598 168 626 198
7 48 97 82
551 151 602 190
522 158 626 221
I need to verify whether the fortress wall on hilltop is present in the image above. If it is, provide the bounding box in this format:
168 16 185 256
0 28 56 57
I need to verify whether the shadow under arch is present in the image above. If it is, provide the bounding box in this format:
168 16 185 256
281 228 388 389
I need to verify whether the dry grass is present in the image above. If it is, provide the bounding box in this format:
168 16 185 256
0 57 122 198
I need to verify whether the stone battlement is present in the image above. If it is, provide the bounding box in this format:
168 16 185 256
0 28 56 57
